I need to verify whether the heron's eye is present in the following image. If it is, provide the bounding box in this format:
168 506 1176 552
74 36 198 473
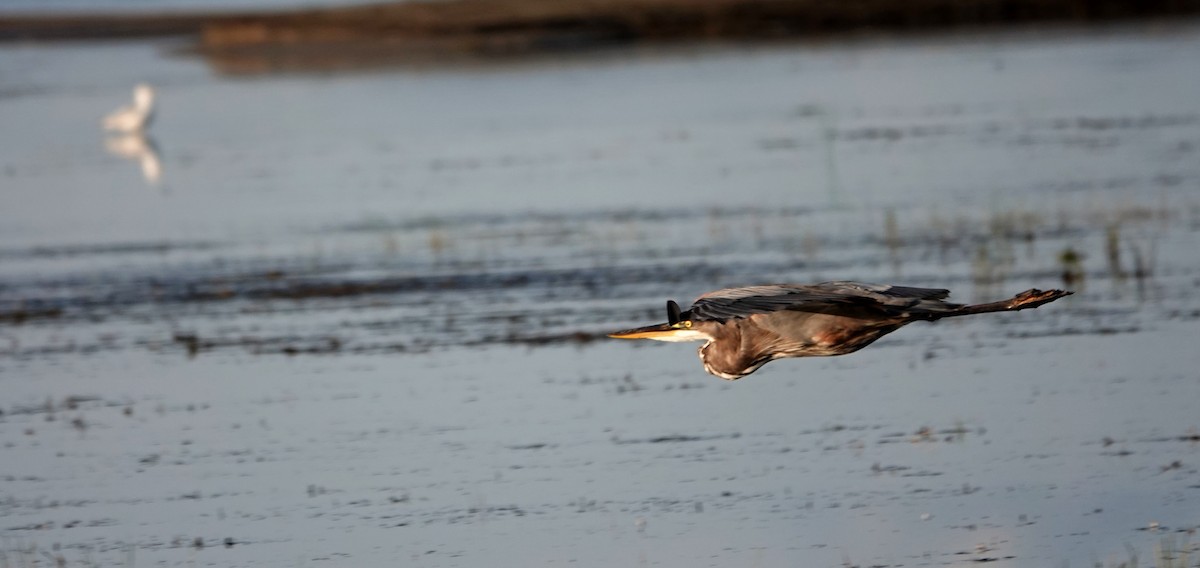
683 321 692 329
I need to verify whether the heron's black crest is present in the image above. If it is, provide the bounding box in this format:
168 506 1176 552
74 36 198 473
667 300 682 325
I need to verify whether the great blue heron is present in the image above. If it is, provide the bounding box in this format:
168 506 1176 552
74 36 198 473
103 84 156 133
609 282 1071 380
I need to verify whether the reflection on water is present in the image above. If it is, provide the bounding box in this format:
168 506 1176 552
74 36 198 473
103 132 162 186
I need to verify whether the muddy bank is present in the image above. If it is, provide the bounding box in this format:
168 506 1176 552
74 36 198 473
194 0 1200 51
0 12 231 42
4 0 1200 72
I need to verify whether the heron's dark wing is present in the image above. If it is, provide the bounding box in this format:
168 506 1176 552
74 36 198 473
687 282 956 322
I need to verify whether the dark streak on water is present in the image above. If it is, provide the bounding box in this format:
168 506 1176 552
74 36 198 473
4 198 1190 361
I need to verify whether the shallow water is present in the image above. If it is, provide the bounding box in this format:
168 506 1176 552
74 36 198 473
2 23 1200 567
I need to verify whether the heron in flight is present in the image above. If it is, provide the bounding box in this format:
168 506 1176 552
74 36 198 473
609 282 1071 380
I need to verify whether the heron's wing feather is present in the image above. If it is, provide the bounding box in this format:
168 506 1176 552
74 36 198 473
689 282 956 322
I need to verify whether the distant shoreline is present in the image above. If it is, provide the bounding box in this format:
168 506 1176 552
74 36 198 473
3 0 1199 72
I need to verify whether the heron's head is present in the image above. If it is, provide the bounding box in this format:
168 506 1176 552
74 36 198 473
608 300 712 343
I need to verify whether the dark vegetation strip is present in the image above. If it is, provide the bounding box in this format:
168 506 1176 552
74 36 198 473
2 0 1198 46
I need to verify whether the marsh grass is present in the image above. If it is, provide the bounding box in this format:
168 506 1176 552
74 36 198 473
1153 536 1194 568
0 540 67 568
1 540 140 568
1094 536 1196 568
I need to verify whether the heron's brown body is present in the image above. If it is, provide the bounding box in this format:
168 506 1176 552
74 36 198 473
609 282 1071 380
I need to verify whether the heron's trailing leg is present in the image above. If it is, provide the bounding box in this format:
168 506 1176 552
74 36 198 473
929 288 1072 320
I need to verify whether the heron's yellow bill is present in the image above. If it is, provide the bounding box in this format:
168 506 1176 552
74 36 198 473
608 323 677 340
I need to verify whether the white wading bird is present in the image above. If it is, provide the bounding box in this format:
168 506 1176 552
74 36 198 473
103 83 155 133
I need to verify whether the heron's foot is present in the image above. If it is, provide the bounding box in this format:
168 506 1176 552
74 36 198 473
1009 288 1073 310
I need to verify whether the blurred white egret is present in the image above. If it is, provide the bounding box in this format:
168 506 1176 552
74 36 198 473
103 83 156 133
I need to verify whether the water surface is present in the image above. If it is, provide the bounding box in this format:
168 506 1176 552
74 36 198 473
1 23 1199 567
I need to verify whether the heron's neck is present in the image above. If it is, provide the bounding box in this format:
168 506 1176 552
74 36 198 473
135 93 154 112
